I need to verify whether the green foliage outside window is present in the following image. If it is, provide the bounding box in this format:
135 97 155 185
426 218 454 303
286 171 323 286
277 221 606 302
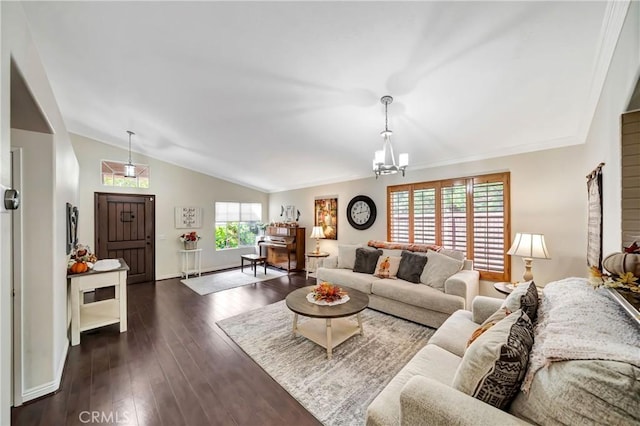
215 222 260 249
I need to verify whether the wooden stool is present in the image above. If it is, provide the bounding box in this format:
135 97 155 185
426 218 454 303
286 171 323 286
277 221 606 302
240 254 267 277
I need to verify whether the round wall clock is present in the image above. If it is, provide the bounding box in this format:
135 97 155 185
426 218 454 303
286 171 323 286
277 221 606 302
347 195 377 230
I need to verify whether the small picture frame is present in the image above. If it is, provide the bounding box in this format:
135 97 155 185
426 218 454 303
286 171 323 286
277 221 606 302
284 205 296 222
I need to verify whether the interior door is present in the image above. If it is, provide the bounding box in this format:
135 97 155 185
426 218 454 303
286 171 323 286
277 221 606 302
95 193 155 284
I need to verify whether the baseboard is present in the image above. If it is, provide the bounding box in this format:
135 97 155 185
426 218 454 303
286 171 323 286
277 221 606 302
21 338 69 403
156 263 243 281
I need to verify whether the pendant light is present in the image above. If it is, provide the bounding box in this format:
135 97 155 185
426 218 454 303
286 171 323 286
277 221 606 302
124 130 136 178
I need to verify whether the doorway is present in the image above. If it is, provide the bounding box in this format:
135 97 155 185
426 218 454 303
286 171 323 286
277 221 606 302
94 193 156 284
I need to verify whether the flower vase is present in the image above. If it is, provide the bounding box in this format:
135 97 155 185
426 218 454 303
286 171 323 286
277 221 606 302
184 240 197 250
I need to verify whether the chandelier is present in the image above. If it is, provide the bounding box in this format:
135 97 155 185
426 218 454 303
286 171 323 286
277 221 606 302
372 95 408 178
124 130 136 178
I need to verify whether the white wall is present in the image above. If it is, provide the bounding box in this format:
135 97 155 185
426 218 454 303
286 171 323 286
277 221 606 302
1 1 80 417
584 1 640 254
71 133 269 279
11 130 56 394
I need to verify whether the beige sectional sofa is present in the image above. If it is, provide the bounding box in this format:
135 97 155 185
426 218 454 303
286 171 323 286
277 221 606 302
366 278 640 425
316 241 480 328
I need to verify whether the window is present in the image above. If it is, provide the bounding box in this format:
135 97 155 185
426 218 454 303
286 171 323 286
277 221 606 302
215 202 262 249
387 172 510 281
101 160 149 188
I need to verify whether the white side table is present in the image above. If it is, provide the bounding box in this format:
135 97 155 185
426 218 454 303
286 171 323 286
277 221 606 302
68 258 129 346
179 248 202 279
305 252 330 279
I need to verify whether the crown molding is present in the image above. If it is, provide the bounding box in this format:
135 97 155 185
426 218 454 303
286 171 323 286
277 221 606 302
578 0 632 143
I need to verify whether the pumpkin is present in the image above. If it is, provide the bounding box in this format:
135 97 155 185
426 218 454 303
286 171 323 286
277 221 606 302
70 261 88 274
602 252 640 277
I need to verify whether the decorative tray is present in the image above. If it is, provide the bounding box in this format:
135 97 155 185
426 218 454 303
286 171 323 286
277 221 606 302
306 293 350 306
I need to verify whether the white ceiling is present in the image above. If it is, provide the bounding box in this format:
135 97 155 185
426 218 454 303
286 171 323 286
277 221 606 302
21 1 614 193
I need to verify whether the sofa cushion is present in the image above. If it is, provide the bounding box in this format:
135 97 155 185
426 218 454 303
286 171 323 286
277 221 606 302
397 251 428 283
427 309 478 358
421 250 464 291
366 344 461 426
467 307 510 347
374 255 402 279
372 279 464 315
501 281 538 322
337 244 361 269
452 309 534 410
353 247 382 274
315 268 378 294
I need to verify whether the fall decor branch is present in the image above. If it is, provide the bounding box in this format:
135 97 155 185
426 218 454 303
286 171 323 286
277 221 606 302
590 243 640 293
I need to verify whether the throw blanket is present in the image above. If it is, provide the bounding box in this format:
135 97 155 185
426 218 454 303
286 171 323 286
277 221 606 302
522 277 640 392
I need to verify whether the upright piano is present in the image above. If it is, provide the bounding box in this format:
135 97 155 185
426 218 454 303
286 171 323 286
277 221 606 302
258 226 305 272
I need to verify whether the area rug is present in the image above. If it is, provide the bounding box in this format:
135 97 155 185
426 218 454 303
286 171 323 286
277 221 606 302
180 267 286 295
217 300 435 425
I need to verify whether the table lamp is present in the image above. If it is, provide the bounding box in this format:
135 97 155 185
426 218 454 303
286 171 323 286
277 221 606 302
507 233 551 282
310 226 326 254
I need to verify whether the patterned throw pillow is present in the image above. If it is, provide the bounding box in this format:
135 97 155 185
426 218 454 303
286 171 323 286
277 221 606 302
501 281 539 322
353 247 382 274
466 307 510 347
453 309 534 410
374 256 402 279
396 251 428 283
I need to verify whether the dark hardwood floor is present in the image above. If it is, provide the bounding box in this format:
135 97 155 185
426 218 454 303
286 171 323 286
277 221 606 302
12 270 322 426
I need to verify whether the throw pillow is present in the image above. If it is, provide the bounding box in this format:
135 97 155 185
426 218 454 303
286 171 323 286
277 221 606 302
337 244 362 269
353 247 382 274
466 307 510 347
438 248 466 262
420 250 464 291
453 309 534 410
501 281 539 323
374 255 402 279
397 251 428 284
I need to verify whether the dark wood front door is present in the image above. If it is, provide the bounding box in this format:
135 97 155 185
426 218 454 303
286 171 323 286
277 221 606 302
95 193 155 284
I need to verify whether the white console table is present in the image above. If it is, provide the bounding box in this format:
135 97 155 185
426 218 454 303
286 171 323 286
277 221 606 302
179 248 202 279
68 258 129 346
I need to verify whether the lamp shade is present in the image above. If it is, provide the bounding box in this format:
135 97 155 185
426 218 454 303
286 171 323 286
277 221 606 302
310 226 325 239
507 233 551 259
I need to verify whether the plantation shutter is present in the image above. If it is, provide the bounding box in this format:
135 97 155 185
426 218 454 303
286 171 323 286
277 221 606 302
388 187 410 242
387 172 511 281
473 177 507 277
441 182 467 256
413 186 437 244
622 111 640 248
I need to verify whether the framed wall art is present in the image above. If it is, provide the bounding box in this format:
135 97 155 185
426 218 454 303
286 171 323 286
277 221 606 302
314 197 338 240
175 206 202 229
586 162 604 270
66 202 79 254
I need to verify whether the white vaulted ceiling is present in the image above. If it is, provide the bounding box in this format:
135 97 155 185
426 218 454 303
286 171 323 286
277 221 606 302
21 1 618 192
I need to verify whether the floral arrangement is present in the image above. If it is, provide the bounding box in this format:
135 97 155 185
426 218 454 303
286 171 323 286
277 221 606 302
71 243 97 264
311 282 347 303
179 231 201 242
589 242 640 293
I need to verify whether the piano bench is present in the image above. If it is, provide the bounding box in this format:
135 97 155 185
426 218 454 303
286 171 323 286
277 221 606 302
240 254 267 277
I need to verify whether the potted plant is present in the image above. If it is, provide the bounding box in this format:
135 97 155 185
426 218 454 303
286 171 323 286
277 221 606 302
179 231 201 250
